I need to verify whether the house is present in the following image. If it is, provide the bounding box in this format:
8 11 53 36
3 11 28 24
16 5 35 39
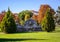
17 18 42 32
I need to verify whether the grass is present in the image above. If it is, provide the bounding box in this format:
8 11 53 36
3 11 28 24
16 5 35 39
0 26 60 42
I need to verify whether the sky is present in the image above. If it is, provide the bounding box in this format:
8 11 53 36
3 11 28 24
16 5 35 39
0 0 60 13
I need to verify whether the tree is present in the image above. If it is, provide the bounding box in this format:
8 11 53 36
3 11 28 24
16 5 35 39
0 8 17 33
38 5 55 25
41 8 55 32
18 10 33 25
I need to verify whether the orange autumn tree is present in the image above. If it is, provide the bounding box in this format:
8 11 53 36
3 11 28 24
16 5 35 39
38 5 55 24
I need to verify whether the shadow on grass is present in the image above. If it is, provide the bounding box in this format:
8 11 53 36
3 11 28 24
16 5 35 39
0 38 48 42
16 31 42 34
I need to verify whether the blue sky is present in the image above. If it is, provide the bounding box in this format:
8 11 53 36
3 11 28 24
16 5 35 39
0 0 60 13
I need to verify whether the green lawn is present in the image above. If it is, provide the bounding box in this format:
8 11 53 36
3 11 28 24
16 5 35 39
0 26 60 42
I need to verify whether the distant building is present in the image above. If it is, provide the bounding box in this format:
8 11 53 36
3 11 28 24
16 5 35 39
13 13 19 22
30 10 38 22
56 6 60 25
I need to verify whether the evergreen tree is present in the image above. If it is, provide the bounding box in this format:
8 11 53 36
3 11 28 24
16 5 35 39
41 8 55 32
0 8 17 33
